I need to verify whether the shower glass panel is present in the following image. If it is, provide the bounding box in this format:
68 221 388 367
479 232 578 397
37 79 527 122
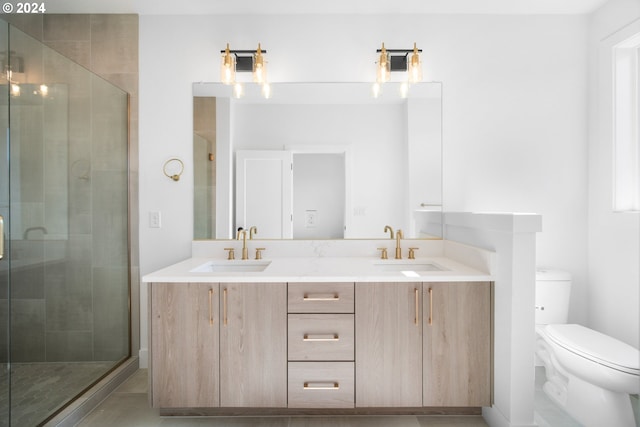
0 21 130 426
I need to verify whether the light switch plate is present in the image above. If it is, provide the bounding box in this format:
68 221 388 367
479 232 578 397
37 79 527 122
149 211 161 228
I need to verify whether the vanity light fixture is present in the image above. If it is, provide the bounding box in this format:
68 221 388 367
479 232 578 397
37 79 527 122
374 42 423 95
220 43 270 98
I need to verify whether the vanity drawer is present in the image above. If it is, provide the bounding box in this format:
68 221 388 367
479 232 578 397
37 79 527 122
288 361 354 408
288 282 354 313
288 314 354 361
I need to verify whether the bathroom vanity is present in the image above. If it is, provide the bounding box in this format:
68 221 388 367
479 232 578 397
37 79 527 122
144 240 494 416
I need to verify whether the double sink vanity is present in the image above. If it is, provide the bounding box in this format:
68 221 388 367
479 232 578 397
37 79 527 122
144 238 494 416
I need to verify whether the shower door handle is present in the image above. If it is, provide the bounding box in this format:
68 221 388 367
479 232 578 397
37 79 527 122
0 215 4 260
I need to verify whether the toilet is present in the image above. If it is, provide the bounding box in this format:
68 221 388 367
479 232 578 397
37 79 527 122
535 269 640 427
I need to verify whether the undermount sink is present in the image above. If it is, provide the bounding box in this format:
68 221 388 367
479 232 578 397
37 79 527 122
372 260 447 275
191 260 271 273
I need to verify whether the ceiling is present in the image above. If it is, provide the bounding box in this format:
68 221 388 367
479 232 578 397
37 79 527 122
46 0 611 15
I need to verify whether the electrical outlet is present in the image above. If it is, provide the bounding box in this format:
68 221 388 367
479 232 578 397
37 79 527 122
305 210 317 228
149 211 161 228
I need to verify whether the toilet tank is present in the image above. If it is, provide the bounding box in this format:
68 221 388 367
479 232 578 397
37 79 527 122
535 269 572 325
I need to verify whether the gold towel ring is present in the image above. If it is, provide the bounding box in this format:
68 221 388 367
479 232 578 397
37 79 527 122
163 158 184 181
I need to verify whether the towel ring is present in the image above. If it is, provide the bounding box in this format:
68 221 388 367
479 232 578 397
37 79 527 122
163 158 184 181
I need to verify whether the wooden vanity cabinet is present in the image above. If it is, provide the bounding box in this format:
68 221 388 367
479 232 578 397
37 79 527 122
150 279 491 412
150 282 219 408
423 281 491 407
150 281 287 409
355 282 423 407
220 282 287 407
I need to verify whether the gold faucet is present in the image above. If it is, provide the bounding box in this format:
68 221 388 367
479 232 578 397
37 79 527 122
239 229 249 260
384 225 394 239
395 229 404 259
249 226 258 239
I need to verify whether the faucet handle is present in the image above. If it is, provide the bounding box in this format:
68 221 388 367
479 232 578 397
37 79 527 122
377 247 388 260
408 247 418 260
224 247 235 260
255 247 265 260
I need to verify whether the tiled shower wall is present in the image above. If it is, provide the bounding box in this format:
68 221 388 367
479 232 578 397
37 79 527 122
3 14 139 362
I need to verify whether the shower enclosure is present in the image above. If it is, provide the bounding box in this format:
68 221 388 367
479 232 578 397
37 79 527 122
0 20 130 426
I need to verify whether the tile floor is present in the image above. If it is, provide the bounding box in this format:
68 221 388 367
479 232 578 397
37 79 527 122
76 370 488 427
0 362 114 426
75 368 639 427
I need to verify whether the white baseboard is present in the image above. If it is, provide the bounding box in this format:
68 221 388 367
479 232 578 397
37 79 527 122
483 406 538 427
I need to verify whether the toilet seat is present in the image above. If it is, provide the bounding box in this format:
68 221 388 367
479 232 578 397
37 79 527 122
546 324 640 375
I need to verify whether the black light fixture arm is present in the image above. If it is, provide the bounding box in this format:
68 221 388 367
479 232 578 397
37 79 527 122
219 49 268 54
375 48 422 53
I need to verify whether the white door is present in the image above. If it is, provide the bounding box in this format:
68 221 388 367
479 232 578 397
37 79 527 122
236 150 293 238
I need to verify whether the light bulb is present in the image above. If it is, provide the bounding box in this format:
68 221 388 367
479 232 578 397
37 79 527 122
372 82 381 98
220 43 235 85
262 82 271 99
400 81 409 98
253 43 267 84
408 42 422 84
233 82 243 99
376 43 390 83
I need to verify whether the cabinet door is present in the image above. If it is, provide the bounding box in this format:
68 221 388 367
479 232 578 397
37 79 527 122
150 282 219 408
220 282 287 407
423 282 491 407
355 282 422 407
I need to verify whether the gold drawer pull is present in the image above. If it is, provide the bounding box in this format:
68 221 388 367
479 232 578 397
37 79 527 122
428 287 433 326
414 288 419 325
304 382 340 390
303 334 339 342
223 288 228 325
303 293 339 301
208 288 214 325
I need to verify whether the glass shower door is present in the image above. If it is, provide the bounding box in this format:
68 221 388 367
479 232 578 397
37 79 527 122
0 20 130 426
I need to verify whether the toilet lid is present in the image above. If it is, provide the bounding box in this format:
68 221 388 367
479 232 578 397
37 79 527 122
546 324 640 375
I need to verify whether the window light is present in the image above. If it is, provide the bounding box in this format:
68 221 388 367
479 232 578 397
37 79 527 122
613 32 640 212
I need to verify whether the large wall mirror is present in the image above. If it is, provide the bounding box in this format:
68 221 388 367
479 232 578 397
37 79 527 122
193 82 442 240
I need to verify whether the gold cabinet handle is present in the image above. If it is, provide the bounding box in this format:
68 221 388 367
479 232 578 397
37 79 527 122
303 334 339 342
0 215 4 260
428 287 433 325
208 288 214 325
303 293 339 301
414 288 419 325
223 288 228 325
304 382 340 390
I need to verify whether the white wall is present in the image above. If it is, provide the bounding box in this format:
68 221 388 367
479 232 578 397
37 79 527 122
588 0 640 347
292 153 345 239
139 14 590 355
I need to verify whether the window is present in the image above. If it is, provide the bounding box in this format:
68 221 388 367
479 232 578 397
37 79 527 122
613 32 640 212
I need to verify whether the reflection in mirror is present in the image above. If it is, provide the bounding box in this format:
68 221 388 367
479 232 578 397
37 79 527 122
193 82 442 240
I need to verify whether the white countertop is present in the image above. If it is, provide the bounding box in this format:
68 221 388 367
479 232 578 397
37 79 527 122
142 255 492 283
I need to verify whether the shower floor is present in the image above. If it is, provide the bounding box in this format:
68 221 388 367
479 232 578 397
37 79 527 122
0 361 114 427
